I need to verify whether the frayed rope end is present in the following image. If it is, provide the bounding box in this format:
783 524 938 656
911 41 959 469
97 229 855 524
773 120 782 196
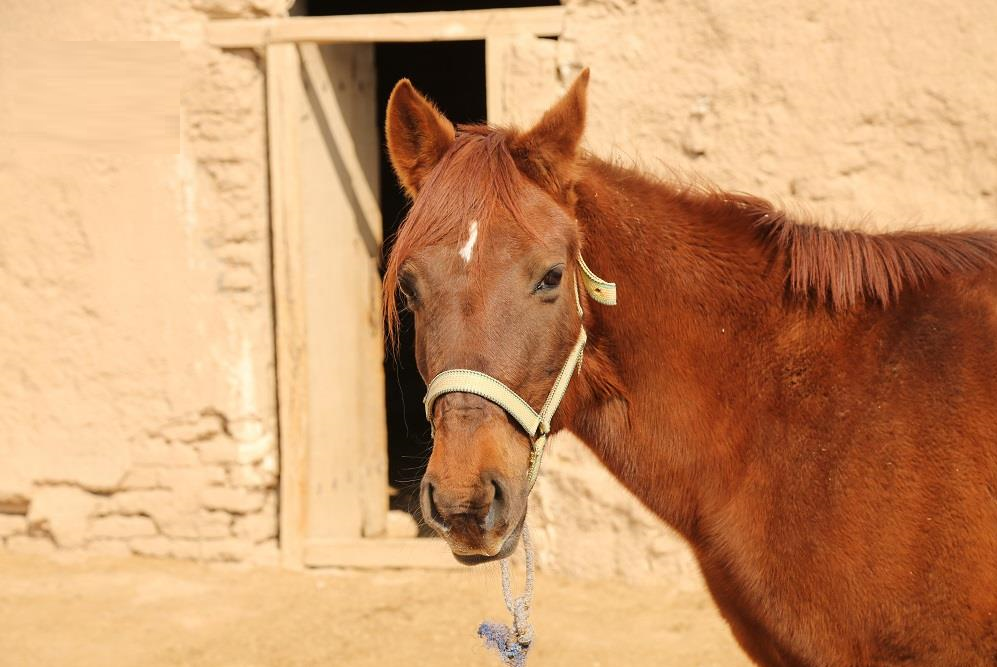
478 622 530 667
478 522 535 666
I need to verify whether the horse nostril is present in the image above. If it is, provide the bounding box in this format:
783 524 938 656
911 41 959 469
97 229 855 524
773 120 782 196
426 482 447 530
483 479 504 532
491 479 504 507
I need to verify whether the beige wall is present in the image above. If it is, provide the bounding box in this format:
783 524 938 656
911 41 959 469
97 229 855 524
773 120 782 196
0 0 283 561
0 0 994 576
560 0 997 227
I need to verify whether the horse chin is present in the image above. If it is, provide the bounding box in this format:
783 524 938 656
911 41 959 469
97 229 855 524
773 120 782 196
449 518 525 566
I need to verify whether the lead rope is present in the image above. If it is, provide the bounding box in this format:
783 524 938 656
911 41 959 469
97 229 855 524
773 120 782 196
477 522 535 666
428 258 615 666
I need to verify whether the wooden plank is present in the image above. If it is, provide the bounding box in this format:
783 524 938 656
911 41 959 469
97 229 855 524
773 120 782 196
268 42 309 569
326 43 389 539
272 41 388 565
298 44 368 543
296 42 387 542
359 252 388 539
303 538 462 570
298 42 381 256
206 6 565 48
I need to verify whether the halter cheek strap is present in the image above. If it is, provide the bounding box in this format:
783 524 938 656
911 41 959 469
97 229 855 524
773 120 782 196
578 253 617 306
423 253 616 491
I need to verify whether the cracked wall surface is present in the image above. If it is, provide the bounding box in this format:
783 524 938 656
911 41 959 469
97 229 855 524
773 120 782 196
0 0 281 562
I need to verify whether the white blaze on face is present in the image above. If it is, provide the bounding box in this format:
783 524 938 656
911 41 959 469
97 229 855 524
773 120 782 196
459 219 479 264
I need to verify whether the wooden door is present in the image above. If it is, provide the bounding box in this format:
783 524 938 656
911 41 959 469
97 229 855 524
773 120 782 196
268 42 386 567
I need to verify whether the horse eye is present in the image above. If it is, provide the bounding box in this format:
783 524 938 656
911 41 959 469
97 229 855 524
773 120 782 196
398 275 419 309
537 265 564 291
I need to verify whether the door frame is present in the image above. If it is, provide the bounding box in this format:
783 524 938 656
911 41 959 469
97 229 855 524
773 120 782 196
208 7 565 569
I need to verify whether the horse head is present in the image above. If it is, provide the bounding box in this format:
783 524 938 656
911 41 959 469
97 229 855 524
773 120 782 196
383 71 592 564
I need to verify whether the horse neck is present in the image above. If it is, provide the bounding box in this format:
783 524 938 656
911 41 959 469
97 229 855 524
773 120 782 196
560 159 782 536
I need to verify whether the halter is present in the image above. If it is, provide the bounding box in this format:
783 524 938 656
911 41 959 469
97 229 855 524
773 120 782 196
423 254 616 490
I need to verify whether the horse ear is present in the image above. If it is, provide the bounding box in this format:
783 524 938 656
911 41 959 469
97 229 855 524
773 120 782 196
385 79 456 198
511 68 590 199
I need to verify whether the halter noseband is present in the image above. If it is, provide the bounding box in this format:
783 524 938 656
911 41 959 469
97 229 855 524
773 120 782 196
423 254 616 490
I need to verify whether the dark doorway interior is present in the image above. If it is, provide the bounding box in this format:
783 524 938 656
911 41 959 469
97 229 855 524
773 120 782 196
304 0 558 532
376 40 487 528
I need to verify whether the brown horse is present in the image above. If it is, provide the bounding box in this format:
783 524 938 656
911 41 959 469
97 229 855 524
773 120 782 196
382 70 997 666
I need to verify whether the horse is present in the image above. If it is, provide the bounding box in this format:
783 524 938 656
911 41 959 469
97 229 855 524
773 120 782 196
381 69 997 666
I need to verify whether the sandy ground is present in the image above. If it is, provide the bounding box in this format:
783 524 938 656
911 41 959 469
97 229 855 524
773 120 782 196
0 552 751 666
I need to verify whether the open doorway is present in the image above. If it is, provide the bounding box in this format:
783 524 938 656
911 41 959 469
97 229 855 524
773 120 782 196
302 0 559 534
375 41 487 532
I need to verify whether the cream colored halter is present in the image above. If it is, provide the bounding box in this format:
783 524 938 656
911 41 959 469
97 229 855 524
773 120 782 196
423 254 616 490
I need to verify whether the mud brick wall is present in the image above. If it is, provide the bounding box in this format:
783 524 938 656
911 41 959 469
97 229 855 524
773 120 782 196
0 0 283 563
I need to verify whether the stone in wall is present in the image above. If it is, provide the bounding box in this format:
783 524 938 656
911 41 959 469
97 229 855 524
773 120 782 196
0 515 27 539
198 538 252 562
118 468 161 491
200 487 267 514
197 435 241 464
159 410 228 444
129 536 203 560
90 516 158 539
0 492 30 515
232 493 277 543
247 539 279 566
27 487 97 549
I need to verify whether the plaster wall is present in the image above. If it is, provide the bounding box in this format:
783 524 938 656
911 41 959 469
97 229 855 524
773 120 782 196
0 0 283 562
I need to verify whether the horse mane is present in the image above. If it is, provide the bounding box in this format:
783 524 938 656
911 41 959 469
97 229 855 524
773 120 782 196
728 193 997 310
584 156 997 310
382 124 539 348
